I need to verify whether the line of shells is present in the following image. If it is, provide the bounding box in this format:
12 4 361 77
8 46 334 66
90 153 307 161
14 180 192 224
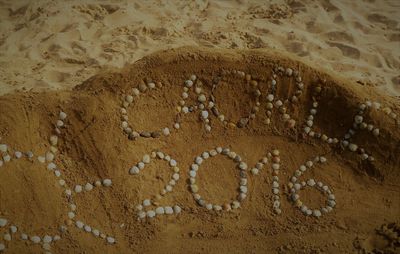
288 156 336 218
129 151 182 219
119 67 303 140
250 149 282 214
119 67 398 169
188 147 249 212
0 112 67 253
0 112 116 253
304 86 399 162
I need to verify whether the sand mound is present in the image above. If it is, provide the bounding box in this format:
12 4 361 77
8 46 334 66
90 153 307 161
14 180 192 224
0 47 399 253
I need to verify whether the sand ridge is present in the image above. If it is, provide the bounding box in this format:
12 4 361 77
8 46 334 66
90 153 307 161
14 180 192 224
0 47 399 253
0 0 399 96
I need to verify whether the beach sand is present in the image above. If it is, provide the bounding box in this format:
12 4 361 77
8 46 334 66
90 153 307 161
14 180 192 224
0 0 399 96
0 46 399 253
0 1 400 254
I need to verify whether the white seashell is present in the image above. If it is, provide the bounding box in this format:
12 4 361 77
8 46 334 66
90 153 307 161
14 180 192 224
132 88 140 95
239 162 247 170
15 151 22 158
313 210 322 217
146 210 156 218
47 162 56 170
102 179 112 187
198 94 206 102
49 135 58 146
266 94 274 102
85 183 93 191
173 205 182 214
75 185 83 193
142 154 151 164
3 234 11 241
165 207 174 215
129 166 140 175
162 127 170 136
286 68 293 76
169 159 177 167
0 218 8 227
59 111 67 120
275 100 283 107
92 229 100 237
172 173 180 181
201 110 209 119
189 170 196 178
56 120 64 127
185 80 193 87
43 235 52 243
126 95 134 103
354 115 363 124
155 207 165 215
3 155 10 162
143 199 151 206
107 236 116 244
0 243 5 251
10 225 17 233
0 144 8 153
68 212 75 219
30 236 41 243
307 179 316 187
251 168 259 175
348 143 358 152
45 152 54 162
195 157 203 165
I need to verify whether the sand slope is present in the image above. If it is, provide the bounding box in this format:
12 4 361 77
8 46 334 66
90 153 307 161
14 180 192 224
0 47 399 253
0 0 399 96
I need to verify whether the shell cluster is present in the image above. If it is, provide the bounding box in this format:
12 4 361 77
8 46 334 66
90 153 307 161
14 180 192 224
288 156 336 218
119 68 399 171
341 100 398 161
129 151 182 219
263 67 304 128
120 81 175 140
119 68 305 139
188 147 248 212
0 112 68 253
204 71 261 129
0 111 115 253
250 149 282 214
304 89 399 162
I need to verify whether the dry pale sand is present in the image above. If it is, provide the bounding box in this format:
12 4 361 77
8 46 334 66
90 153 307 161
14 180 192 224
0 0 399 96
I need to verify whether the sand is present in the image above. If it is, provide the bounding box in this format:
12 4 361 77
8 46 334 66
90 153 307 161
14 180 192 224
0 46 399 253
0 0 400 96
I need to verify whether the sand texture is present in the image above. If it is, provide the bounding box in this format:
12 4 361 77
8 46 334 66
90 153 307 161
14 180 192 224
0 47 399 253
0 0 399 96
